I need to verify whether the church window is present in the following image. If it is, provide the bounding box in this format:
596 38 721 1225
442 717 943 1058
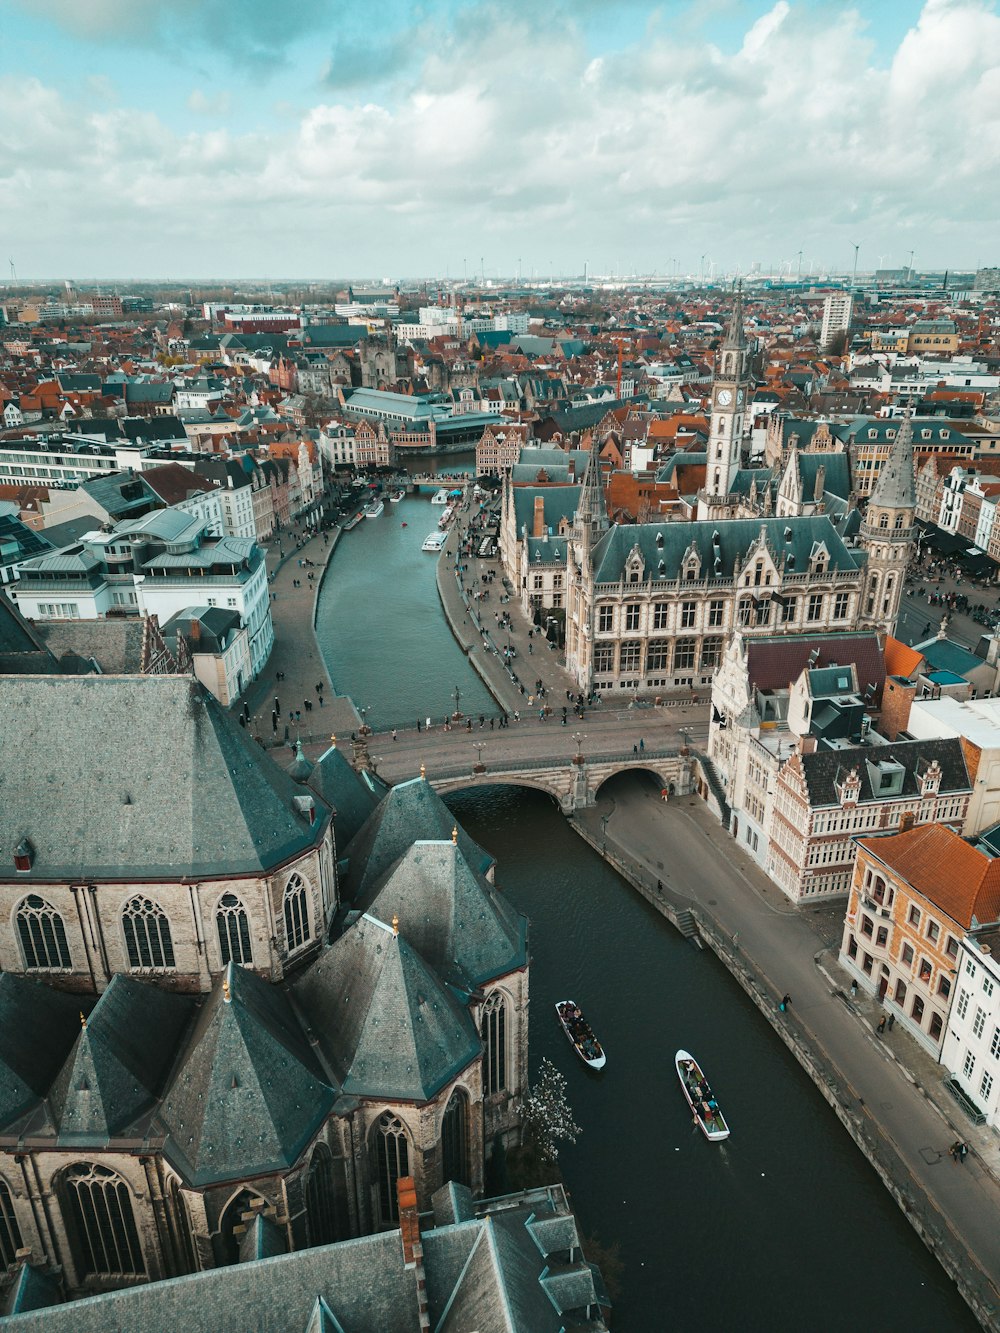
597 606 613 633
647 640 670 671
306 1144 341 1247
700 638 723 672
674 638 696 671
833 593 850 620
217 894 253 966
624 604 640 631
807 593 824 622
619 641 641 673
16 895 71 970
63 1164 145 1280
170 1180 196 1274
680 601 696 628
372 1114 410 1226
708 600 725 627
652 602 669 629
283 873 310 953
0 1179 22 1269
481 991 507 1094
122 896 175 970
441 1089 470 1188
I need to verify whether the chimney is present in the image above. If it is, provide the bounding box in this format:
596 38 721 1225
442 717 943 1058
899 811 916 834
398 1176 431 1332
532 495 545 538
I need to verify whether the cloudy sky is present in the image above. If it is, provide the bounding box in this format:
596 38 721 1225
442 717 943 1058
1 0 998 280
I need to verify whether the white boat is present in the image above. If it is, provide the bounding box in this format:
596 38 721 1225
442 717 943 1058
676 1049 729 1141
555 1000 606 1070
438 505 454 529
364 499 385 519
430 488 449 505
389 489 405 503
421 531 447 552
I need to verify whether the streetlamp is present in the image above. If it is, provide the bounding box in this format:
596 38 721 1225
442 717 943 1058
452 686 463 721
472 742 487 773
359 706 371 736
679 727 690 754
572 731 585 765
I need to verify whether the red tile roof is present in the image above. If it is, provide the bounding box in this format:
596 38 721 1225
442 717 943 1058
746 632 886 698
859 825 1000 928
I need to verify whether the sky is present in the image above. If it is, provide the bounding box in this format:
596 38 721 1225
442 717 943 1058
0 0 998 281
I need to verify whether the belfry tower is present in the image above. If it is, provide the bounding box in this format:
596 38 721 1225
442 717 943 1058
858 415 916 635
697 285 750 520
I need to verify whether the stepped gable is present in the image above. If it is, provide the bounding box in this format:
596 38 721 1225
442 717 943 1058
359 840 526 991
0 676 329 880
159 963 334 1187
294 913 480 1102
589 514 861 584
48 976 194 1143
0 974 90 1129
341 775 493 901
307 740 386 850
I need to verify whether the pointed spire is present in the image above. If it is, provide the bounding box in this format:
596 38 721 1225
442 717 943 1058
575 435 609 537
723 281 746 350
870 416 916 512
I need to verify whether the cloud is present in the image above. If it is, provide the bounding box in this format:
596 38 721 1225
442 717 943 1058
3 1 1000 276
187 88 232 116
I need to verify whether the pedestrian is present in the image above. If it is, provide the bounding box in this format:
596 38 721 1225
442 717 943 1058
887 1013 895 1031
274 697 280 716
639 737 645 752
780 993 791 1011
490 717 494 730
392 729 397 742
850 980 857 998
877 1016 886 1036
417 719 422 733
633 744 638 756
656 878 663 894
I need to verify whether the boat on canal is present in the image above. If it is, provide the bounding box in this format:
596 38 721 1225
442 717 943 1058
389 489 405 503
342 512 363 531
364 499 385 519
421 531 447 552
555 1000 606 1070
676 1049 730 1141
430 488 449 504
438 505 454 528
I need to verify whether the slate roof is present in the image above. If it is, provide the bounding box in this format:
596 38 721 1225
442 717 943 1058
512 486 580 538
797 737 970 808
858 825 1000 928
869 415 916 510
590 515 863 584
358 840 527 991
0 513 54 566
159 964 335 1187
47 976 194 1143
746 632 886 697
0 974 88 1129
294 914 480 1102
34 618 147 673
0 677 328 879
307 742 387 852
341 777 493 902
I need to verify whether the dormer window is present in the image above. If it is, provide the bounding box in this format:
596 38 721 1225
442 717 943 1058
14 838 34 873
655 532 664 548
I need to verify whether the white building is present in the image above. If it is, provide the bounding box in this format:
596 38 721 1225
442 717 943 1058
941 929 1000 1130
820 293 854 349
905 695 1000 835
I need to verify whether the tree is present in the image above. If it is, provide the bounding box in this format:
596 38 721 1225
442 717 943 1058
521 1058 582 1162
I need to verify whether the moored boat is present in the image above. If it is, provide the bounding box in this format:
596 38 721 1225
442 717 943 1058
342 512 363 531
676 1049 729 1141
430 488 449 504
421 531 447 552
555 1000 606 1070
389 489 405 503
364 499 385 519
438 505 454 529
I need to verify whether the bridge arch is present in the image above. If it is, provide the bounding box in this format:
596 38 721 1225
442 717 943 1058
432 773 566 808
592 764 680 799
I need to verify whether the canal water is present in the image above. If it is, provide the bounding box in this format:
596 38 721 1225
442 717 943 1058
316 477 976 1330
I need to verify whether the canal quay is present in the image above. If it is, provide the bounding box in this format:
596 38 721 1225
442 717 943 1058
309 472 987 1330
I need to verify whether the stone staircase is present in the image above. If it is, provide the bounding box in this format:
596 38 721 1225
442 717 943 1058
693 751 731 827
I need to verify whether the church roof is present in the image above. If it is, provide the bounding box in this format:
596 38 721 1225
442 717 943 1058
0 975 89 1129
358 840 527 991
294 913 480 1102
307 742 386 851
0 676 328 880
48 976 194 1143
589 515 862 585
341 777 493 901
159 964 334 1187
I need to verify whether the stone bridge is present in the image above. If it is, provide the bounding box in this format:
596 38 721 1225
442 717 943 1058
399 747 694 814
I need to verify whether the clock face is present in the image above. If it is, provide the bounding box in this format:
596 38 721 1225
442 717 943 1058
718 389 733 406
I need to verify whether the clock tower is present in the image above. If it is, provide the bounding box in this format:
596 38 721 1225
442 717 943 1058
697 285 750 519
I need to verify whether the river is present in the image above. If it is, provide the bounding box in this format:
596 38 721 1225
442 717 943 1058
315 479 976 1330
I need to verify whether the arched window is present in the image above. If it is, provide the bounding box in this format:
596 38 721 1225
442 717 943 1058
441 1089 470 1188
16 895 71 971
63 1164 144 1280
122 896 174 970
372 1113 409 1225
283 874 310 953
878 511 889 529
306 1144 339 1248
0 1178 23 1268
170 1179 196 1275
216 894 252 967
481 991 507 1096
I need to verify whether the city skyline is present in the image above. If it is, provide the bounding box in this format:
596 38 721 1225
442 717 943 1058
2 0 998 279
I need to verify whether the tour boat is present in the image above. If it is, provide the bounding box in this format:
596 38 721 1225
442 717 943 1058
421 531 447 552
389 489 405 503
438 505 454 529
676 1049 730 1141
342 512 363 531
555 1000 606 1070
430 488 449 504
364 499 385 519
